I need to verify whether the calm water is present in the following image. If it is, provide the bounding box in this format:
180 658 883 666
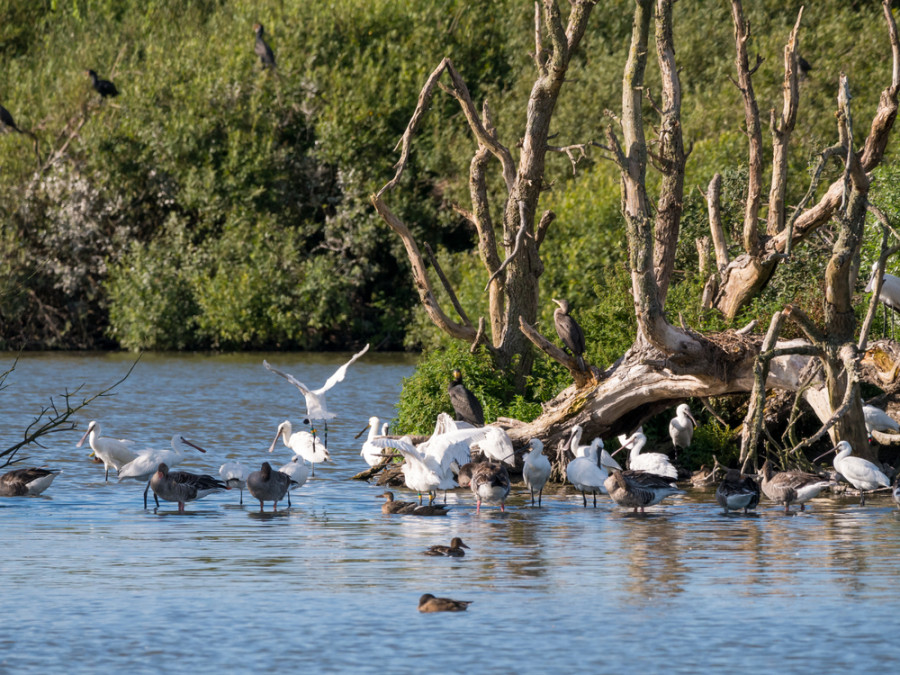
2 352 900 673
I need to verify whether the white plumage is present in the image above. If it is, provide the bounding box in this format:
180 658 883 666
76 420 138 481
219 461 250 504
269 420 330 475
522 438 551 506
862 404 900 435
566 440 608 507
818 440 890 505
570 424 620 472
118 435 207 508
617 431 678 480
668 403 696 452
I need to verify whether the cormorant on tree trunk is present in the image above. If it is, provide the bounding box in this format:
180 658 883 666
253 22 276 70
552 298 586 371
448 369 484 426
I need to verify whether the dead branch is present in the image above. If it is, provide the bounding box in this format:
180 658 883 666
519 316 594 388
424 243 472 327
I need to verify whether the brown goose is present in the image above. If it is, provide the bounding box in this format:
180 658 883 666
759 459 831 512
150 463 227 513
417 593 472 613
424 538 470 557
0 467 60 497
604 469 683 513
470 460 510 513
246 461 296 512
715 468 760 514
378 492 450 516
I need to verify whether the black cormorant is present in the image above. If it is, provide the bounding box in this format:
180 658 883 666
253 22 276 70
448 369 484 426
86 70 119 98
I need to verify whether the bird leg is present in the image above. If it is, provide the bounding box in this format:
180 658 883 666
105 467 109 482
288 490 292 507
476 499 481 514
530 488 535 506
593 491 597 508
240 488 243 505
501 503 505 512
582 491 587 508
178 502 185 513
259 500 264 513
860 491 867 506
538 489 543 507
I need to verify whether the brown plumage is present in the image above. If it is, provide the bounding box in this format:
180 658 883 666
715 468 760 514
418 593 472 613
149 463 227 513
379 491 450 516
0 467 60 497
759 459 831 513
247 461 296 512
552 298 586 371
604 469 683 512
424 537 470 557
470 460 510 513
253 23 276 69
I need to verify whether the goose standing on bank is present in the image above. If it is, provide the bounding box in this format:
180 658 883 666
447 369 485 426
758 459 831 512
0 467 60 497
715 469 760 514
552 298 586 371
264 343 370 447
522 438 551 506
614 431 678 480
150 463 227 513
669 404 697 459
76 420 138 481
118 435 208 508
814 441 890 506
269 419 330 476
604 469 683 513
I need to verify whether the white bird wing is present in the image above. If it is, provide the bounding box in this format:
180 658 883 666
424 437 472 474
317 343 370 394
263 360 312 396
369 435 418 458
219 462 249 481
599 449 622 472
472 427 515 466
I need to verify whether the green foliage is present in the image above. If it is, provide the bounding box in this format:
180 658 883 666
682 420 742 471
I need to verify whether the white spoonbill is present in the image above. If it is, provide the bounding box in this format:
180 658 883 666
814 441 890 505
862 404 900 437
668 404 697 457
263 344 370 444
865 261 900 338
277 457 310 507
566 440 608 507
570 424 620 472
378 437 444 504
522 438 551 506
118 434 208 508
0 467 60 497
358 416 395 467
613 431 678 480
76 420 138 481
219 461 250 505
269 420 330 476
150 463 227 513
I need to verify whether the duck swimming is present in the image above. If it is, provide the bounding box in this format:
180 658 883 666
418 593 472 613
0 467 60 497
424 538 470 557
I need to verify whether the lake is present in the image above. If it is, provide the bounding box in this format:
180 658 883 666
2 352 899 673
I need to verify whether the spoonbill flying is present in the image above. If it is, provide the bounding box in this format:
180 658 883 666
263 344 369 445
118 435 208 508
76 420 138 481
269 420 329 476
814 441 890 506
522 439 551 506
0 467 60 497
150 463 227 513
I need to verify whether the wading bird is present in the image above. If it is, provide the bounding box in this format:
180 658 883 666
264 343 369 446
758 459 831 512
269 419 329 476
424 538 470 557
253 22 276 69
219 461 249 504
150 463 227 513
246 461 296 512
418 594 472 613
0 467 60 497
522 438 551 506
604 469 683 513
277 457 309 507
715 469 760 514
447 369 484 426
865 261 900 338
566 439 608 507
814 441 890 506
118 435 207 508
552 298 586 371
86 69 118 98
358 416 393 467
570 424 620 472
470 460 510 513
863 404 900 439
76 420 138 481
668 403 697 459
613 431 678 480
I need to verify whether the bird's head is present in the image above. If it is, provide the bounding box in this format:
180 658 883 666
552 297 570 313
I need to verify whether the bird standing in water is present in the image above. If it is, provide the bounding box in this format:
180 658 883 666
522 438 551 506
715 469 760 514
150 463 227 513
448 369 484 426
758 459 831 512
253 22 276 70
246 461 296 512
0 467 60 497
86 69 118 98
814 441 890 506
552 298 586 371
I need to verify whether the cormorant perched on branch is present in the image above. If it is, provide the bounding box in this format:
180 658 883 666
448 369 484 426
253 22 276 70
86 70 119 98
552 298 586 371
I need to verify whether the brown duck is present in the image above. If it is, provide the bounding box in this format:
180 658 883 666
418 593 472 613
379 491 450 516
424 537 470 557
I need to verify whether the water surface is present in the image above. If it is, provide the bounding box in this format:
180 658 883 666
2 353 899 673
